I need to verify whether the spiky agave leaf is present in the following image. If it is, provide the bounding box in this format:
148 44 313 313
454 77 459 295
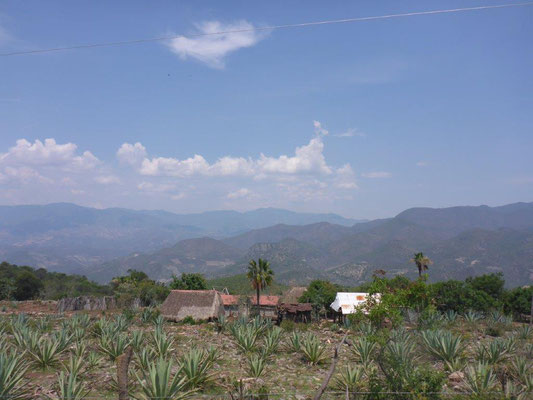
420 329 463 370
135 358 194 400
464 362 497 396
179 347 215 389
53 370 90 400
0 351 29 399
29 336 63 370
287 331 302 353
351 337 376 367
247 354 266 378
333 365 363 393
301 334 328 365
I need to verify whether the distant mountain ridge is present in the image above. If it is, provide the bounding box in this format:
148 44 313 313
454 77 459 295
0 202 359 273
84 202 533 287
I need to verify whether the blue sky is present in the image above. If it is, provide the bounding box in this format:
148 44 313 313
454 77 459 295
0 0 531 219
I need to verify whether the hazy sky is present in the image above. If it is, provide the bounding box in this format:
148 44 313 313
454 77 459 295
0 0 531 219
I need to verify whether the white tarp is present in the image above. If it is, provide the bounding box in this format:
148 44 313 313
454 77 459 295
330 292 379 315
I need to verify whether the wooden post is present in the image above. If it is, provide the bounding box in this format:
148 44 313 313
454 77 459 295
313 332 348 400
117 346 133 400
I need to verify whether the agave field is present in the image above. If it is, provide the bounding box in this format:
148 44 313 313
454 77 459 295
0 307 531 399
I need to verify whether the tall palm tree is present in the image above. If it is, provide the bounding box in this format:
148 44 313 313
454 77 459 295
411 252 432 278
247 258 274 310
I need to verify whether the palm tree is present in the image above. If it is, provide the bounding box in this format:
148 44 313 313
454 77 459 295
411 252 432 278
247 258 274 311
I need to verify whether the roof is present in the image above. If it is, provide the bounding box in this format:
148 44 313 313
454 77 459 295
220 294 240 306
160 290 222 320
281 287 307 304
279 303 313 313
330 292 379 315
219 294 280 307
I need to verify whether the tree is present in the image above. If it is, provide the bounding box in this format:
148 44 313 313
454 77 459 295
411 252 432 278
247 258 274 308
466 273 505 301
169 273 208 290
13 271 43 300
299 280 339 312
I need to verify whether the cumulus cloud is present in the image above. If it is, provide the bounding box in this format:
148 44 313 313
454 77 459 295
130 135 332 178
361 171 392 179
166 20 265 68
0 138 99 170
117 142 147 165
227 188 252 199
313 120 329 137
335 164 358 189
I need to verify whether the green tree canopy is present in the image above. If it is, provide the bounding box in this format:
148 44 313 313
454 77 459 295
13 270 43 300
169 273 208 290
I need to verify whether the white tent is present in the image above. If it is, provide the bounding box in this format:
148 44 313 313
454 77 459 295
330 292 379 315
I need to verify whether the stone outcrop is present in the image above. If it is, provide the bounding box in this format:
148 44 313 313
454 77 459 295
57 296 117 312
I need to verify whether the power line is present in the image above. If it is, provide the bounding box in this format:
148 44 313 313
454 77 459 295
1 2 532 57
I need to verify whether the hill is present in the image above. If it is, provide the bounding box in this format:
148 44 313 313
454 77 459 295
0 203 357 274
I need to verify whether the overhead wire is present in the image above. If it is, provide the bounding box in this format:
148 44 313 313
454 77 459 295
1 2 532 57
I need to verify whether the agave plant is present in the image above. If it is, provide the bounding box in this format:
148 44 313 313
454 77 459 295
389 327 411 343
301 334 328 365
247 354 266 378
136 358 194 400
0 351 29 399
99 333 130 361
131 330 145 352
351 337 376 367
12 326 39 352
53 370 89 400
29 336 63 370
511 356 531 385
357 322 376 336
52 329 74 353
64 354 84 376
463 309 482 324
443 310 458 323
36 316 52 333
420 330 463 370
514 325 532 340
152 315 165 331
233 325 259 353
333 365 363 393
262 327 282 356
385 338 417 370
476 338 513 365
85 352 102 371
70 342 86 358
287 331 302 353
135 348 156 371
464 362 497 396
179 348 215 389
151 329 174 358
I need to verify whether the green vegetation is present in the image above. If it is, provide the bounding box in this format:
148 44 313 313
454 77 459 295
169 273 208 290
0 261 111 300
411 252 433 278
111 269 169 307
247 258 274 308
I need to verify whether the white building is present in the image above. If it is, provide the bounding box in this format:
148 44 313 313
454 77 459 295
330 292 380 315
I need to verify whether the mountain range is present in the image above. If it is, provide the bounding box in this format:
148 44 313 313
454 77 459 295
1 202 532 287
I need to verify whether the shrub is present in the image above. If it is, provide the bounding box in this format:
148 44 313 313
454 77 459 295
182 316 195 325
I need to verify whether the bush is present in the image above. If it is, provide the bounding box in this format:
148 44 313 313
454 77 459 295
182 316 195 325
169 273 208 290
504 286 533 317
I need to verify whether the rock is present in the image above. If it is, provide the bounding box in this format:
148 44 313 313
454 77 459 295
448 371 464 384
57 296 117 312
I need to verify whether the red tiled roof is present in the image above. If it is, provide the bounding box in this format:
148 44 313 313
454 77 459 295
220 294 240 305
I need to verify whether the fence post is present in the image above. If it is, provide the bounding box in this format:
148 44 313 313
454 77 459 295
117 346 133 400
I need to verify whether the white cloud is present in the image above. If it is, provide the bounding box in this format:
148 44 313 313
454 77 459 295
167 20 265 69
416 161 428 167
335 128 366 138
0 138 99 170
117 142 146 165
335 164 358 189
361 171 392 179
313 120 329 137
94 175 120 185
3 166 52 183
137 181 176 193
131 135 332 178
227 188 252 199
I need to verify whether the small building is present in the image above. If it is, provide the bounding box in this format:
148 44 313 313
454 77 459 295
330 292 379 319
160 290 223 322
278 302 313 323
220 294 280 320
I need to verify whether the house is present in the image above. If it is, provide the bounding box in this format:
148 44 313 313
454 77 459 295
278 302 313 323
220 294 280 319
160 290 223 322
330 292 379 319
